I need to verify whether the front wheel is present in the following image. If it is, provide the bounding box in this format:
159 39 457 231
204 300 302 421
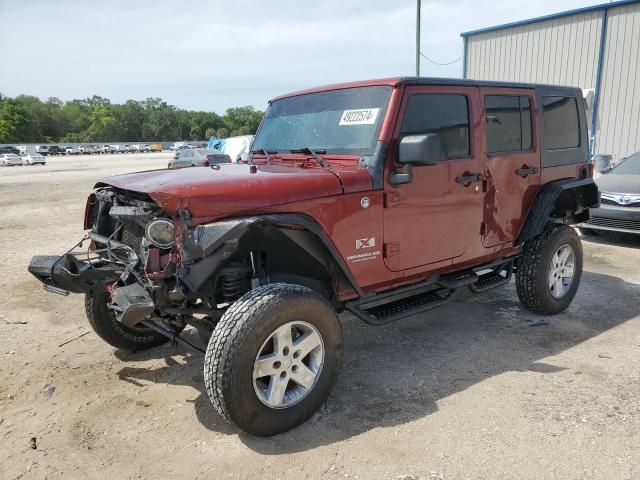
85 287 176 351
516 224 583 315
204 283 343 436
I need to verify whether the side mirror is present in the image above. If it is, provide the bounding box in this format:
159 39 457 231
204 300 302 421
390 133 442 186
398 133 441 166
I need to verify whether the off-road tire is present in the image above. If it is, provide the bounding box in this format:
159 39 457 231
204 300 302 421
204 283 343 436
516 224 583 315
84 287 171 351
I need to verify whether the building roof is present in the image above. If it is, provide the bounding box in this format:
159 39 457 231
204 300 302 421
461 0 640 37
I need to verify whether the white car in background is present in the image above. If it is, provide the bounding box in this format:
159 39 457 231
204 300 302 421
65 146 81 155
1 153 23 166
22 153 47 165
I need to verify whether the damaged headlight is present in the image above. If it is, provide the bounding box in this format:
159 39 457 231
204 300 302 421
145 218 175 248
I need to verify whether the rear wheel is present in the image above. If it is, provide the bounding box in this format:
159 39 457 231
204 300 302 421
85 287 174 351
204 283 343 436
516 225 583 315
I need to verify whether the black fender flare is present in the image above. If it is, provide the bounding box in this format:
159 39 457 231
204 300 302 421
517 178 599 244
180 213 363 297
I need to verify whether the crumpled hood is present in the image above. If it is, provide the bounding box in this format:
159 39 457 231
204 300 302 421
97 162 371 219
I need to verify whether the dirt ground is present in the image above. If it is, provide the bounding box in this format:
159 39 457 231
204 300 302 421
1 153 638 480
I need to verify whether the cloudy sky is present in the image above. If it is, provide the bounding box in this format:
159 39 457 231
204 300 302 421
0 0 598 112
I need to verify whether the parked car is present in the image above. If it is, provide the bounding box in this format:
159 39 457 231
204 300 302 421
168 148 231 169
65 146 81 155
579 150 640 236
48 145 64 155
110 144 128 153
22 153 47 165
35 145 50 156
0 153 22 167
1 153 23 166
171 145 193 160
0 146 20 155
14 145 28 155
28 78 598 436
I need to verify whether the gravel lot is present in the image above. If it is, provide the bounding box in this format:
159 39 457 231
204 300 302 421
1 153 639 480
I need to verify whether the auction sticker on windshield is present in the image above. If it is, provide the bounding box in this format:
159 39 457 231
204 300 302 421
339 108 380 126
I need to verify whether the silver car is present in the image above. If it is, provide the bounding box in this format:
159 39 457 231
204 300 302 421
22 153 47 165
1 153 23 166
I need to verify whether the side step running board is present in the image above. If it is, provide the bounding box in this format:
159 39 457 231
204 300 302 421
346 258 515 326
346 284 455 326
468 260 513 294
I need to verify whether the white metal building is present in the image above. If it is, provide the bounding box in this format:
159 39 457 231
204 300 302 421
461 0 640 162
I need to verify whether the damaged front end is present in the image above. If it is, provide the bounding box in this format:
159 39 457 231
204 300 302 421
28 187 264 351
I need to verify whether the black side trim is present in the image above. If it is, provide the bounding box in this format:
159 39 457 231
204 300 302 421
260 214 364 297
517 178 599 244
180 214 363 298
358 141 389 190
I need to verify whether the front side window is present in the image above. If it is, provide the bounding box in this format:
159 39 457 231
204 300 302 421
400 94 470 159
485 95 532 153
543 96 580 150
252 86 392 155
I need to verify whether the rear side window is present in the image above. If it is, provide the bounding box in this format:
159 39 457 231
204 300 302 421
400 94 470 159
485 95 532 153
542 96 580 149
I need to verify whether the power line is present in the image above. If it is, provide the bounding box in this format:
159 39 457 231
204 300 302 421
419 52 462 66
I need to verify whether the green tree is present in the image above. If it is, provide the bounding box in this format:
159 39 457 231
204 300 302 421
223 106 263 136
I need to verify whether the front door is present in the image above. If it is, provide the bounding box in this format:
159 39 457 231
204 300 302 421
383 86 485 272
479 88 541 247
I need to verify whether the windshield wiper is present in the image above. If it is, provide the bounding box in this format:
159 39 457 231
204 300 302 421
250 148 275 164
290 147 327 167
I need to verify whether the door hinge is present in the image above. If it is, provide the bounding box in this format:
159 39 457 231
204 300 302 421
383 242 401 258
383 192 402 208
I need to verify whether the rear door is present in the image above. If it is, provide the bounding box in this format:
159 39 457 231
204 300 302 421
480 88 541 247
383 86 485 272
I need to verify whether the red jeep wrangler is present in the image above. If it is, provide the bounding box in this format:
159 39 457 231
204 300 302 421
29 78 598 436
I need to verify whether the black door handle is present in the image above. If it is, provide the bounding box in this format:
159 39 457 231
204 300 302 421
515 166 538 177
455 173 484 185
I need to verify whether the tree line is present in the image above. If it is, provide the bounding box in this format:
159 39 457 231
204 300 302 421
0 93 264 144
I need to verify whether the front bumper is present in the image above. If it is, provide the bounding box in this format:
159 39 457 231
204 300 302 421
28 254 123 294
578 204 640 234
28 232 138 294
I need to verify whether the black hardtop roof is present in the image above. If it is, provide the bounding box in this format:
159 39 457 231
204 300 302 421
397 76 583 94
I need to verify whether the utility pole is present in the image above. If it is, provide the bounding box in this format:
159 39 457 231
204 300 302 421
416 0 421 76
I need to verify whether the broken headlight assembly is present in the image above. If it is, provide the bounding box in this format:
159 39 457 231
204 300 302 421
145 218 175 248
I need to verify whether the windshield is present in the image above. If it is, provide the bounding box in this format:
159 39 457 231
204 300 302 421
610 152 640 175
252 86 392 156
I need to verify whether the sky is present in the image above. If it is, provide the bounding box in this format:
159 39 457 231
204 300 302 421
0 0 601 113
